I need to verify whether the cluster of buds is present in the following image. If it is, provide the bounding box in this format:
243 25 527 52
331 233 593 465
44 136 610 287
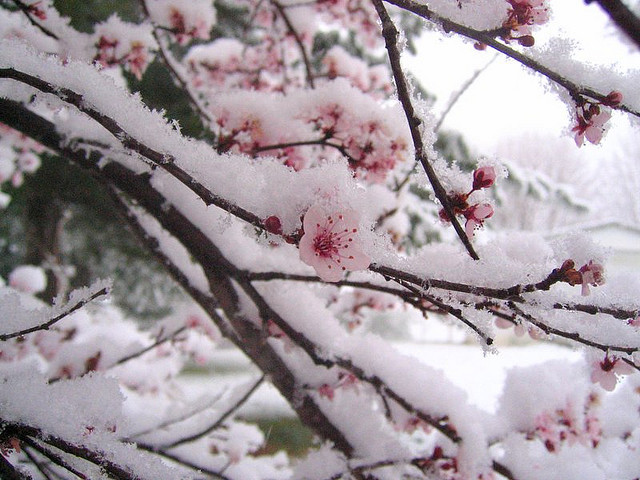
93 36 150 80
315 0 381 48
166 7 210 45
317 372 359 401
26 1 47 20
439 166 496 239
572 91 622 147
415 446 459 477
500 0 550 47
555 259 605 296
533 401 601 453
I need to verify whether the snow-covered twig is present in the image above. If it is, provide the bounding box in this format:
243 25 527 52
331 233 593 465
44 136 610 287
0 287 108 341
372 0 480 260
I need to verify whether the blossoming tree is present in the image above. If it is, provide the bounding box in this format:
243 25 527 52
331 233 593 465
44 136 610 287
1 0 640 479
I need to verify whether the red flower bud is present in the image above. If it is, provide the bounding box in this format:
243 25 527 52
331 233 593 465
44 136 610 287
264 215 283 235
517 35 535 47
472 166 496 190
604 90 623 107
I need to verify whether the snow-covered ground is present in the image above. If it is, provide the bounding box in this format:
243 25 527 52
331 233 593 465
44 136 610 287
180 341 583 418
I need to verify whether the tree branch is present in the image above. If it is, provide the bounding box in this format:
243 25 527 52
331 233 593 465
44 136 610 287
161 375 265 449
372 0 480 260
0 98 358 459
0 287 109 341
586 0 640 49
271 0 315 88
383 0 640 119
9 0 58 40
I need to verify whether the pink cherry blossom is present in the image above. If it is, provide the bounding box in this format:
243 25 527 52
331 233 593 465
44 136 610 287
590 355 635 391
463 203 494 239
573 106 611 147
299 205 370 282
578 260 605 296
472 165 496 191
505 0 549 35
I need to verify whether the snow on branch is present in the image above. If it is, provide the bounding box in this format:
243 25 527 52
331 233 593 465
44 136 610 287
1 2 640 479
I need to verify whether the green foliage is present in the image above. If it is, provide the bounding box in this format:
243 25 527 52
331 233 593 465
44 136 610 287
53 0 142 32
0 154 183 317
251 417 315 457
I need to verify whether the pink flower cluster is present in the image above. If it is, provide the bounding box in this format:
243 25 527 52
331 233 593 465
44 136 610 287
317 372 359 401
26 1 47 20
95 37 149 80
439 166 496 239
0 123 46 192
93 17 154 80
322 46 393 96
572 92 622 147
186 39 284 92
213 96 409 181
315 0 381 48
305 103 409 182
299 205 370 282
555 259 605 296
167 7 210 45
532 401 601 453
502 0 549 46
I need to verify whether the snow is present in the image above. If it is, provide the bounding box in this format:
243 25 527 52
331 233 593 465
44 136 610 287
1 1 640 477
180 342 583 417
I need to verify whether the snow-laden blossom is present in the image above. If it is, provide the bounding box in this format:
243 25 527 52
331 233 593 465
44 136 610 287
472 166 496 191
463 203 494 239
299 205 370 282
93 15 154 80
8 265 47 294
590 354 635 391
439 166 497 239
148 0 216 45
504 0 550 35
578 260 604 296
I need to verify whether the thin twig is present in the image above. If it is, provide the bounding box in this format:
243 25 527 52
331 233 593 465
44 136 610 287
253 137 359 164
586 0 640 49
435 54 498 132
0 287 108 341
271 0 315 88
383 0 640 119
509 302 639 357
398 279 494 345
21 447 54 480
108 326 189 368
19 436 87 480
138 0 217 129
161 376 265 449
10 0 59 40
135 444 233 480
2 421 137 480
372 0 480 260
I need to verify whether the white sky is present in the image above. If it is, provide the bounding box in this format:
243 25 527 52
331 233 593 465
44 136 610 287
403 0 640 160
